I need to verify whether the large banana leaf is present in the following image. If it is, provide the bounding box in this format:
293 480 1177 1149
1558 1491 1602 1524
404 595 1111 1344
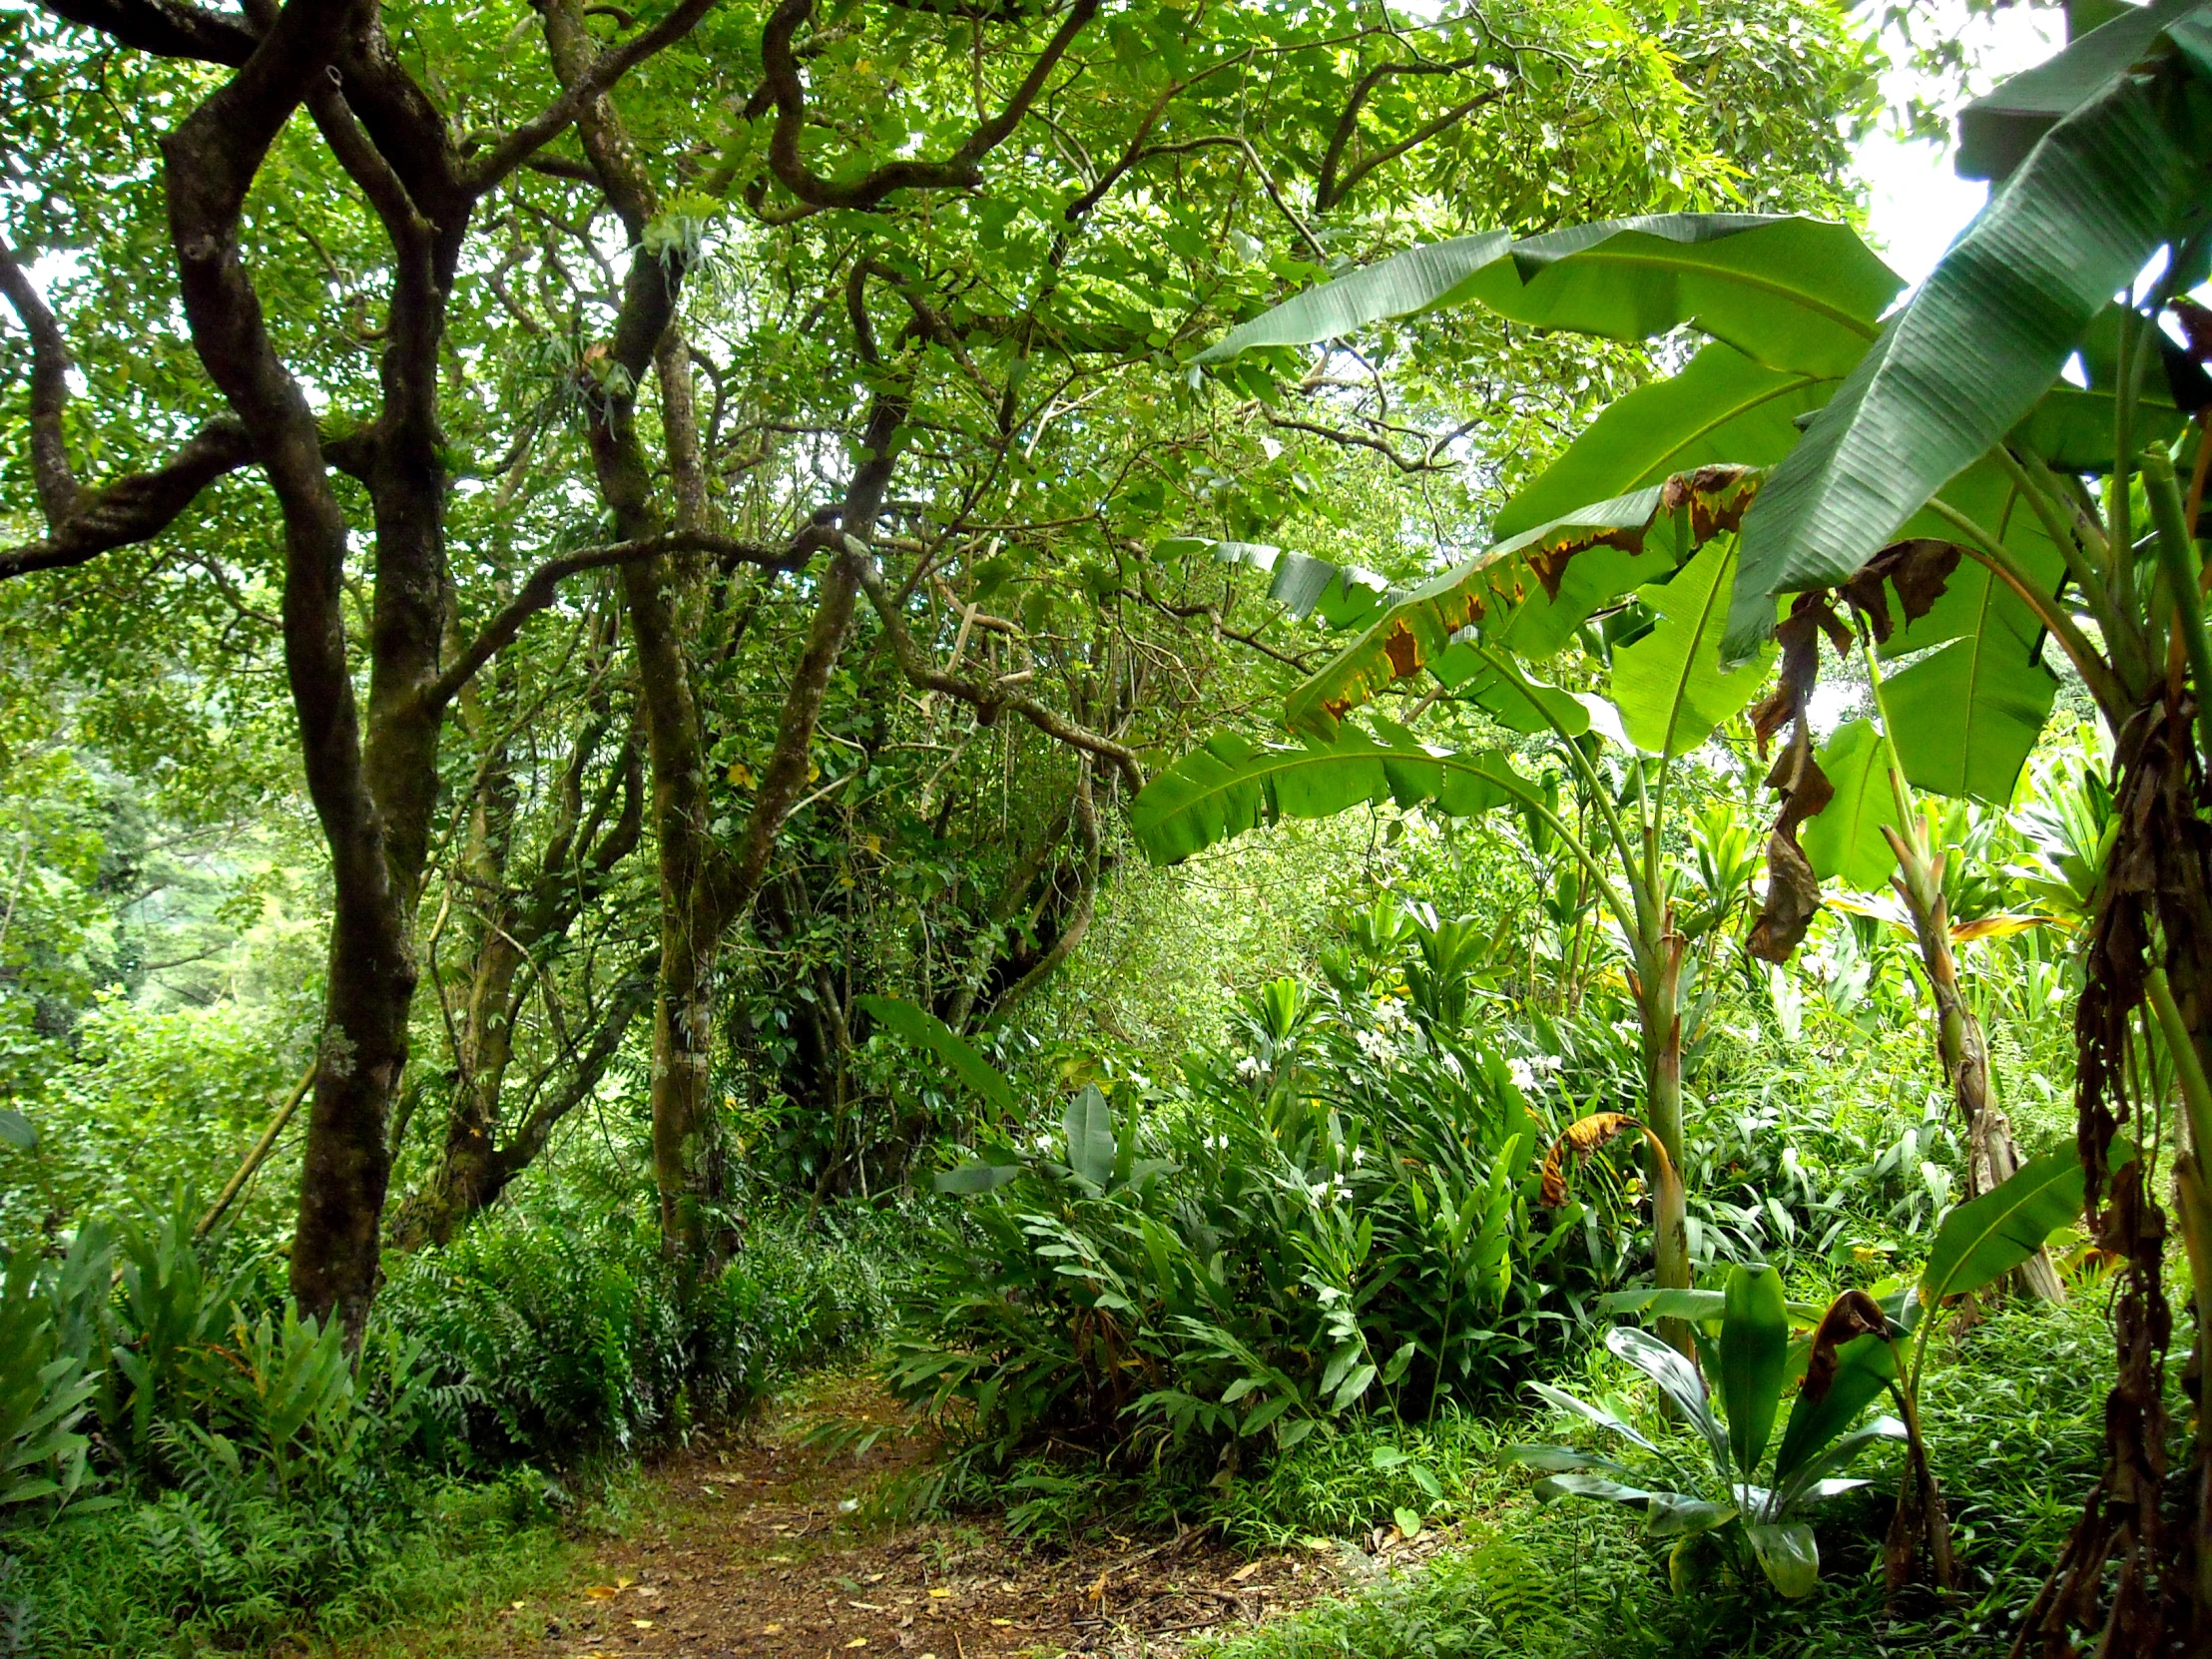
1611 541 1776 757
1495 343 1835 541
1920 1143 2088 1306
1724 25 2212 658
1199 215 1900 379
1285 467 1762 732
1193 233 1512 362
1129 725 1525 864
1801 720 1904 890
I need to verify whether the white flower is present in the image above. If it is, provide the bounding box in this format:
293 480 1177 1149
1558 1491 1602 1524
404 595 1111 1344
1437 1050 1464 1079
1352 1146 1367 1166
1527 1053 1564 1074
1207 1133 1231 1152
1355 1027 1394 1064
1507 1057 1538 1092
1372 998 1410 1032
1235 1054 1266 1080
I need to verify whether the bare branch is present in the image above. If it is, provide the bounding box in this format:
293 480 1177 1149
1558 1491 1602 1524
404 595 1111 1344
753 0 1100 215
32 0 256 64
429 527 802 711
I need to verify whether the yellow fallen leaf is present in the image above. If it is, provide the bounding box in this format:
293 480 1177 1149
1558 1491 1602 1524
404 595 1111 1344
844 1640 869 1650
927 1587 952 1598
583 1585 620 1600
762 1624 784 1635
992 1618 1013 1626
631 1619 655 1630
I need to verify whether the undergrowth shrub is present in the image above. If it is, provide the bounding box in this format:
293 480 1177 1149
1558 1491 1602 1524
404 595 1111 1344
378 1197 895 1462
886 976 1631 1481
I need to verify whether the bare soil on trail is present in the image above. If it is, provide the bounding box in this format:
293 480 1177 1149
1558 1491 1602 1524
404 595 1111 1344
472 1378 1395 1659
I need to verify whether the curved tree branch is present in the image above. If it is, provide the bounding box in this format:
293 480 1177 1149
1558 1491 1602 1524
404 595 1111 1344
755 0 1100 214
859 562 1145 793
464 0 722 197
428 528 805 712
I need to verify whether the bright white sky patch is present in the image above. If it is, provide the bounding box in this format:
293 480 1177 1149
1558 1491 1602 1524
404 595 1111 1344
1854 2 2067 289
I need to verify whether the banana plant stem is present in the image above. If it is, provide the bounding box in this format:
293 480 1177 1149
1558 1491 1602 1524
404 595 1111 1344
2147 965 2212 1166
2142 446 2212 781
1926 496 2127 717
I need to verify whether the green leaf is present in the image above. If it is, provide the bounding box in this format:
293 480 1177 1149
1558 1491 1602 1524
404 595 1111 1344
1194 233 1512 362
1746 1521 1821 1597
1643 1494 1738 1538
1431 654 1591 735
1884 633 2059 806
1921 1143 2087 1306
1129 727 1524 865
1956 0 2202 181
1606 1327 1731 1475
1200 217 1898 379
1802 720 1904 889
1596 1287 1726 1324
1534 1470 1656 1505
1503 1443 1634 1476
1727 43 2210 656
1393 1505 1423 1538
1062 1085 1118 1190
1526 1380 1663 1456
857 995 1015 1121
1720 1264 1790 1480
1611 540 1777 756
1496 343 1835 541
1771 1331 1898 1484
1286 469 1763 732
933 1160 1026 1195
0 1110 36 1152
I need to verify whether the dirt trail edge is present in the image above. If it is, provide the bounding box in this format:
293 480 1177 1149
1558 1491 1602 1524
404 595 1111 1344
478 1379 1416 1659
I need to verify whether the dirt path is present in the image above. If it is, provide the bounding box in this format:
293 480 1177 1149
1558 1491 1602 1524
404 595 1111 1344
477 1379 1383 1659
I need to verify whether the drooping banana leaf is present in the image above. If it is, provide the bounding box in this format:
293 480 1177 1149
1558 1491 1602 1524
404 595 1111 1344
1129 724 1527 865
1198 215 1901 379
1801 720 1905 890
1495 342 1838 541
1920 1143 2090 1306
1285 467 1763 732
1427 652 1592 736
1610 540 1777 757
1194 233 1512 362
1725 25 2212 657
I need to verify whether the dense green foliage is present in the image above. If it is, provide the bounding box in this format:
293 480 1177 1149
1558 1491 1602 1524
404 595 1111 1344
14 0 2212 1654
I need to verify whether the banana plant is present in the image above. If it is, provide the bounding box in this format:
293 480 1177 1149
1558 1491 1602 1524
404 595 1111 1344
1507 1262 1905 1599
1798 640 2065 1303
1132 534 1773 1326
1194 9 2212 1625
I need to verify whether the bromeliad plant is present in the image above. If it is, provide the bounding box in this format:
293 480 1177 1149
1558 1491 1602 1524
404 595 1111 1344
1510 1262 1904 1599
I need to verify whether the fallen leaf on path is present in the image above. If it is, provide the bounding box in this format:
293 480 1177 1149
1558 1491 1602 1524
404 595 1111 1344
927 1587 951 1599
843 1640 869 1649
1231 1561 1264 1582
